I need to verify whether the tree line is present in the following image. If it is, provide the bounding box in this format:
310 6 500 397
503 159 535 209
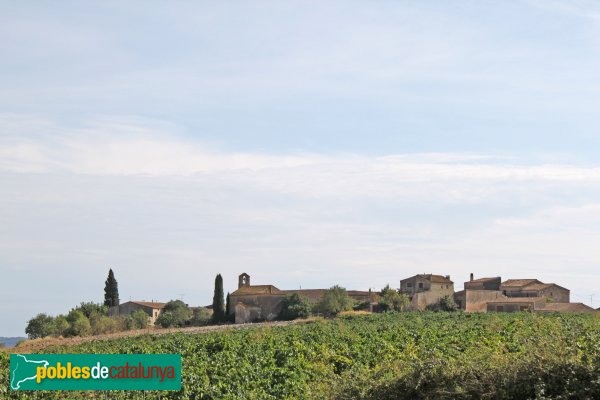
24 270 455 339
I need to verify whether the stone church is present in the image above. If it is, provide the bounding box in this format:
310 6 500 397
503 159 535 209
229 273 372 324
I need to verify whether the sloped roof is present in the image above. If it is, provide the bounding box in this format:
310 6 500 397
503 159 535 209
520 282 554 290
347 290 371 297
537 303 597 313
406 274 453 283
522 282 569 292
129 301 166 309
231 285 284 296
501 279 541 287
428 275 453 283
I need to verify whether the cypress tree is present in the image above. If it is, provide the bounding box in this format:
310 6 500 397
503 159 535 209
212 274 225 322
103 269 120 307
225 292 231 322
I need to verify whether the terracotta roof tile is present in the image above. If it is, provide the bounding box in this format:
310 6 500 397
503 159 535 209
231 285 284 296
501 279 541 287
129 301 166 309
412 274 453 283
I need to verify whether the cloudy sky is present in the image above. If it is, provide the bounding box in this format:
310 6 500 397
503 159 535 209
2 0 600 336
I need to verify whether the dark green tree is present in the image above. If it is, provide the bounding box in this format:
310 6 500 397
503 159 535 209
103 269 119 307
225 292 233 322
155 300 191 328
212 274 225 323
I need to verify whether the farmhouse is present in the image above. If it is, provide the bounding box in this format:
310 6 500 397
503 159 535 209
108 301 165 325
455 274 593 313
500 279 569 302
399 274 454 310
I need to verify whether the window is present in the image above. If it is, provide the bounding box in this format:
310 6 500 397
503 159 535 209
407 282 412 288
418 283 423 289
497 305 504 312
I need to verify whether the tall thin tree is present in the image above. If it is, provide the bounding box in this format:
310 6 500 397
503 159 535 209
104 269 120 307
212 274 225 322
225 292 231 321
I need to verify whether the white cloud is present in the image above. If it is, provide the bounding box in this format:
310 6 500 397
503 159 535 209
2 116 600 336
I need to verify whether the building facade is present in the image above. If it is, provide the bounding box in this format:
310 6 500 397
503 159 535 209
108 301 165 326
399 274 454 310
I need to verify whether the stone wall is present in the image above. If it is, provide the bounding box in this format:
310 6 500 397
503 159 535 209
230 294 285 323
464 278 501 291
410 286 454 310
455 290 506 312
538 286 570 303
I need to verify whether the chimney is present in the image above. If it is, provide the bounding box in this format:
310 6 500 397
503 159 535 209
445 275 450 280
470 273 474 281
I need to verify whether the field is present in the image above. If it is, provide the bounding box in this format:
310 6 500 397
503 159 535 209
2 312 599 399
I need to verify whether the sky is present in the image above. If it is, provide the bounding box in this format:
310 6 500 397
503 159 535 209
1 0 600 336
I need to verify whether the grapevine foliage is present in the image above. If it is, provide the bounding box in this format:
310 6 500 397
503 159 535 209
1 312 599 399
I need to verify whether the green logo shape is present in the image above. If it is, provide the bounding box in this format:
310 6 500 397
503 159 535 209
10 354 181 391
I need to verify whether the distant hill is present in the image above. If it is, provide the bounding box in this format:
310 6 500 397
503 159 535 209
0 337 26 348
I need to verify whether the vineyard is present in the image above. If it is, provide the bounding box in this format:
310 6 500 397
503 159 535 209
2 312 599 399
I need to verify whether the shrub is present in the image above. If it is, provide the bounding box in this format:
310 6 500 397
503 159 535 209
190 307 212 326
90 312 118 335
279 294 312 320
66 310 91 336
71 302 108 318
315 285 354 316
53 315 69 337
132 309 150 329
379 285 410 312
426 295 458 312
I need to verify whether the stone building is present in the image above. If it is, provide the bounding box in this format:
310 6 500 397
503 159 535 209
486 297 547 312
455 274 504 311
229 273 374 323
399 274 454 310
455 274 589 313
108 301 165 326
500 279 570 303
283 289 372 304
463 274 501 291
229 273 286 324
